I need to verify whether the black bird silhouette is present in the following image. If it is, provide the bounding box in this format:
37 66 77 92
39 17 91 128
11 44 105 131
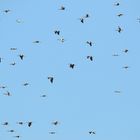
54 30 60 35
89 131 96 134
59 6 65 10
3 9 11 13
85 14 90 18
4 91 11 96
33 40 40 43
86 41 93 46
48 77 54 83
117 13 123 17
27 122 32 127
0 85 6 89
19 54 24 60
123 66 129 69
114 2 120 6
49 132 56 134
79 18 84 23
40 94 47 97
123 49 128 53
114 90 121 93
10 48 17 50
13 136 20 138
116 26 123 33
17 122 24 125
8 130 15 132
10 62 16 66
87 56 93 61
52 121 59 125
69 64 75 69
2 122 8 125
23 83 29 86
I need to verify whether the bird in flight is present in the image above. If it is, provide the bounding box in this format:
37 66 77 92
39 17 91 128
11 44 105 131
10 62 16 66
23 83 29 86
49 132 56 134
89 131 96 134
114 90 121 94
86 41 93 46
0 85 6 89
69 64 75 69
3 9 11 13
8 130 15 133
33 40 40 43
4 91 11 96
48 77 54 83
58 37 65 43
27 122 32 127
114 2 120 6
123 49 128 53
2 122 9 126
85 14 90 18
54 30 60 35
112 54 119 56
40 94 47 97
79 18 84 23
10 48 17 51
13 135 20 138
116 26 123 33
87 56 93 61
117 13 123 17
17 122 24 125
59 6 65 10
123 66 129 69
19 54 25 60
52 121 59 126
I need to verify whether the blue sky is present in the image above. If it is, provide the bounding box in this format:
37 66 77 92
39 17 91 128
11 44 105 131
0 0 140 139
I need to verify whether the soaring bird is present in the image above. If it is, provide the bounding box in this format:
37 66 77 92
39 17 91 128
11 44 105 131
48 77 54 83
117 13 123 17
87 56 93 61
89 131 96 134
114 90 121 93
123 66 129 69
13 136 20 138
2 122 8 125
10 62 16 66
4 91 11 96
58 37 65 43
116 26 123 33
123 49 128 53
59 6 65 10
17 122 24 125
52 121 59 126
114 2 120 6
54 30 60 35
23 83 29 86
3 9 11 13
8 130 15 132
85 14 90 18
0 85 6 89
86 41 93 46
27 122 32 127
40 94 47 97
33 40 40 43
10 48 17 50
69 64 75 69
19 54 24 60
79 18 84 23
49 132 56 134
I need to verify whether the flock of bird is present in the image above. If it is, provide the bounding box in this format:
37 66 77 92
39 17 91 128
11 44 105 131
0 1 139 139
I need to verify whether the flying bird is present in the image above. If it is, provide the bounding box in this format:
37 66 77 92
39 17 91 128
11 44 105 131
49 132 56 134
52 121 59 126
114 90 121 93
13 136 20 138
33 40 40 43
54 30 60 35
87 56 93 61
85 14 90 18
89 131 96 134
17 122 24 125
10 62 16 66
3 9 11 13
86 41 93 46
2 122 8 126
79 18 84 23
4 91 11 96
58 37 65 43
48 77 54 83
123 49 128 53
116 26 123 33
117 13 123 17
40 94 47 97
59 6 65 10
19 54 24 60
23 83 29 86
27 122 32 127
114 2 120 6
10 48 17 51
123 66 129 69
112 54 119 56
8 130 15 132
69 64 75 69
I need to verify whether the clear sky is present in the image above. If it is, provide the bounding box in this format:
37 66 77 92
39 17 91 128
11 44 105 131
0 0 140 139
